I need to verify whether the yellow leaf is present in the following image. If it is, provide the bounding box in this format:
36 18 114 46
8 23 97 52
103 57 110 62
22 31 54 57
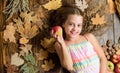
43 0 62 10
19 37 29 44
35 49 48 61
11 53 24 66
3 22 16 43
20 11 39 23
41 59 55 71
16 22 39 39
106 0 115 14
41 38 56 48
91 13 106 25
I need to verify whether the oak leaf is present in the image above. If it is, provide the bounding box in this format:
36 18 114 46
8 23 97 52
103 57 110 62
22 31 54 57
19 44 32 55
41 38 56 48
75 0 88 12
35 49 48 61
43 0 62 10
11 53 24 66
16 22 39 39
3 23 16 43
91 13 106 25
20 11 39 23
41 59 55 71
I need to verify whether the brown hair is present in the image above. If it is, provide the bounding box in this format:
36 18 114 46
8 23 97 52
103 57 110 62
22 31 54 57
49 5 83 27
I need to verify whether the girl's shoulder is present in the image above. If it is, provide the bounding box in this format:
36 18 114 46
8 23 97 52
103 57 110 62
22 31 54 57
83 33 97 42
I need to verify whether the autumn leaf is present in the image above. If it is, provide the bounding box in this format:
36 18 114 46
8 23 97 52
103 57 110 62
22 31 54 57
47 46 55 53
91 13 106 25
43 0 62 10
16 22 39 39
41 38 56 48
41 59 55 71
19 44 32 55
3 22 16 43
106 0 115 14
20 11 39 23
35 49 48 61
19 37 29 44
75 0 88 12
11 53 24 66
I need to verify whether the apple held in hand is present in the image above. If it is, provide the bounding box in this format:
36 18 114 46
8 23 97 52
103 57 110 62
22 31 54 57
115 62 120 73
51 26 63 36
107 61 114 71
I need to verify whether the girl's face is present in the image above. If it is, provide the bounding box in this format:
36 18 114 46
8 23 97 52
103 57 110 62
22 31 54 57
62 14 83 39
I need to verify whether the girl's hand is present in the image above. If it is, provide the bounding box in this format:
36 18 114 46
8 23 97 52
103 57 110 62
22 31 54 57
50 26 64 44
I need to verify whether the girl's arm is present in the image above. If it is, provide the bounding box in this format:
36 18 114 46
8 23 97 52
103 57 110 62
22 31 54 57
54 36 74 72
84 33 107 73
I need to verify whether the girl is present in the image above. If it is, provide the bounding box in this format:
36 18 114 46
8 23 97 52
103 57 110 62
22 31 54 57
50 5 107 73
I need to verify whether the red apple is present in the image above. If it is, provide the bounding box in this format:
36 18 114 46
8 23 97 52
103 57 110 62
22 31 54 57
110 54 120 64
51 26 63 36
115 62 120 73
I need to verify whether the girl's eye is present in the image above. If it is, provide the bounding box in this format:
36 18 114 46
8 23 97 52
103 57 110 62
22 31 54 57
78 24 81 27
69 23 74 26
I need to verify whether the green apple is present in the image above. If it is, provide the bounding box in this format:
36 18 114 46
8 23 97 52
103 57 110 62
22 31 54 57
107 61 114 71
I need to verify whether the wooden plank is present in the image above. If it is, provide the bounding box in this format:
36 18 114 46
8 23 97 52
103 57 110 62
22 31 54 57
114 13 120 43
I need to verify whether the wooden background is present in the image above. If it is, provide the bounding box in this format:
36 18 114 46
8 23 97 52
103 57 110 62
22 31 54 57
0 0 120 73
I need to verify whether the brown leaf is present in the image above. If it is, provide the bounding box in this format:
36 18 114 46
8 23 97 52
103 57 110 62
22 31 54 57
3 22 16 43
19 44 32 55
106 0 115 14
16 22 39 39
20 11 39 23
91 13 106 25
41 38 56 48
41 59 55 71
43 0 62 10
35 49 48 61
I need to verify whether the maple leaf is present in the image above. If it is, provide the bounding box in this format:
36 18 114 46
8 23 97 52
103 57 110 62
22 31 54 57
11 53 24 66
20 11 39 23
75 0 88 12
91 13 106 25
41 38 56 48
3 22 16 43
41 59 55 71
19 44 32 55
35 49 48 61
16 22 39 39
43 0 62 10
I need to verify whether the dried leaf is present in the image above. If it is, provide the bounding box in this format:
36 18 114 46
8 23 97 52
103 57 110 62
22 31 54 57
47 46 55 53
106 0 115 14
41 38 56 48
35 49 48 61
16 22 39 39
75 0 88 12
11 53 24 66
19 44 32 55
41 59 55 71
19 37 29 44
91 13 106 25
43 0 62 10
20 11 39 23
13 18 23 25
3 22 16 43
